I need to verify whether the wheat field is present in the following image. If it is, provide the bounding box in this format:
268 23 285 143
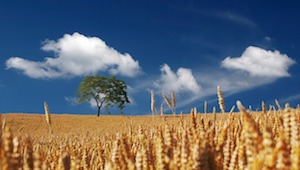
1 100 300 169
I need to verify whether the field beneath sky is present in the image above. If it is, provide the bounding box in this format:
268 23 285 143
1 102 300 169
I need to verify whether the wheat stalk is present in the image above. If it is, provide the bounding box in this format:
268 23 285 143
237 100 263 167
155 132 165 169
262 101 267 114
204 100 207 113
262 126 276 169
11 136 22 169
2 116 6 132
191 107 197 130
171 91 176 115
275 99 282 111
276 132 291 169
162 92 173 114
213 106 216 115
150 91 156 125
160 104 164 116
44 102 51 125
44 102 52 134
192 139 202 169
2 126 13 169
217 85 225 113
23 136 34 170
151 91 155 114
33 152 42 170
135 149 143 170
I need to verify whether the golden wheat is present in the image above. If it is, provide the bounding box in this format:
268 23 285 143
1 97 299 169
217 85 225 113
162 92 173 114
171 90 176 115
151 91 155 115
44 102 52 135
160 104 164 116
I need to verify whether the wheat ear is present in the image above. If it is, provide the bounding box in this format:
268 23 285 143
160 104 164 116
191 108 197 130
262 101 267 114
237 100 263 167
150 91 155 125
2 116 6 132
275 99 282 111
2 126 13 169
151 91 155 115
204 101 207 118
44 102 52 134
217 85 225 113
162 92 172 114
171 90 176 115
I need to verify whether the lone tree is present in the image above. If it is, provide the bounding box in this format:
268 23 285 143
76 76 130 116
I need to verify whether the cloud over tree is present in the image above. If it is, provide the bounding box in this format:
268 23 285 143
154 64 201 95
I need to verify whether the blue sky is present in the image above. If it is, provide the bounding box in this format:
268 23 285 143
1 0 299 115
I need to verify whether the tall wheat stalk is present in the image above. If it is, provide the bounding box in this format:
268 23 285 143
160 104 164 116
171 91 176 116
151 91 155 115
217 86 225 113
2 116 6 133
262 101 267 114
44 102 52 134
162 92 175 115
150 91 155 125
275 99 282 111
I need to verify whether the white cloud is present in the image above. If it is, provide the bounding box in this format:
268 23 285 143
72 94 105 108
6 32 142 79
127 96 136 106
196 70 273 97
198 10 257 28
219 11 257 28
222 46 295 78
88 99 98 108
64 96 79 106
264 36 271 42
280 94 300 105
154 64 201 95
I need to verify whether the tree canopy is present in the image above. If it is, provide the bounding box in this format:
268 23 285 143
76 76 130 116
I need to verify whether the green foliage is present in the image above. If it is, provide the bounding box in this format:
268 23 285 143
76 76 130 116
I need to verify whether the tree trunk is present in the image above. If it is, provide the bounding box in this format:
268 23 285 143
97 106 101 116
97 101 104 116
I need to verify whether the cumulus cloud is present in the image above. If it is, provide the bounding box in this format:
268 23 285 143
154 64 201 95
6 32 142 79
222 46 295 78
